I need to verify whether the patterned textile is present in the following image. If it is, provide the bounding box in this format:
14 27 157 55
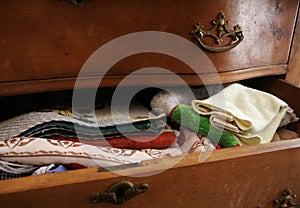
0 160 37 174
50 130 177 149
0 170 23 180
0 137 182 167
179 128 216 154
0 130 214 168
0 161 87 180
0 109 166 140
0 160 37 180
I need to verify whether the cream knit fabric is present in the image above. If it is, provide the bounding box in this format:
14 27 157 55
191 83 288 144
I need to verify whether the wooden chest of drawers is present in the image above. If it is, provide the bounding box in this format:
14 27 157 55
0 0 299 207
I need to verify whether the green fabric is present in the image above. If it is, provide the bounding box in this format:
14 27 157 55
171 105 239 148
18 118 164 139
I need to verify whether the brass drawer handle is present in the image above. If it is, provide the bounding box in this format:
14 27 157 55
90 180 149 204
274 189 300 208
58 0 93 6
190 13 243 52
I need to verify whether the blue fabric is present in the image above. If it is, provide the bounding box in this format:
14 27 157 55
46 165 67 174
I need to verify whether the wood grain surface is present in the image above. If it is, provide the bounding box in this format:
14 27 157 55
0 0 298 96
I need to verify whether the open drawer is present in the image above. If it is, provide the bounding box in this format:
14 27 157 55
0 78 299 208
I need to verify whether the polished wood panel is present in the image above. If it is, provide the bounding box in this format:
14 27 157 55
0 64 287 96
0 0 298 96
286 8 300 87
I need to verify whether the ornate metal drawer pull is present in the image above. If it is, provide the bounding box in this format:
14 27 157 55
58 0 93 6
90 180 149 204
274 189 300 208
190 12 243 52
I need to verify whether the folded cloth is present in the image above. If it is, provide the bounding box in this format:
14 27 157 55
32 164 56 175
0 137 182 168
51 130 177 149
179 128 216 154
0 170 23 180
191 83 288 144
0 170 29 180
278 106 299 127
32 164 68 175
0 160 37 174
0 109 166 140
170 104 239 148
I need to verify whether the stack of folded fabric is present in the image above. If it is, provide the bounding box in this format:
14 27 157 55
0 99 215 180
0 101 167 142
2 83 294 180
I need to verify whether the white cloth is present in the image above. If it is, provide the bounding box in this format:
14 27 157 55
191 83 288 144
0 160 37 174
32 164 56 175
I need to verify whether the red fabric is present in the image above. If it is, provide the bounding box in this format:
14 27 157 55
217 144 240 149
169 105 179 118
215 144 223 149
51 132 177 149
65 163 87 170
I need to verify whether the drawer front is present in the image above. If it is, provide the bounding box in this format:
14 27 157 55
1 139 300 208
0 0 298 94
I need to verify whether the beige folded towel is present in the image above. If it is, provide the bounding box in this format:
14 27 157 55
191 83 288 145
